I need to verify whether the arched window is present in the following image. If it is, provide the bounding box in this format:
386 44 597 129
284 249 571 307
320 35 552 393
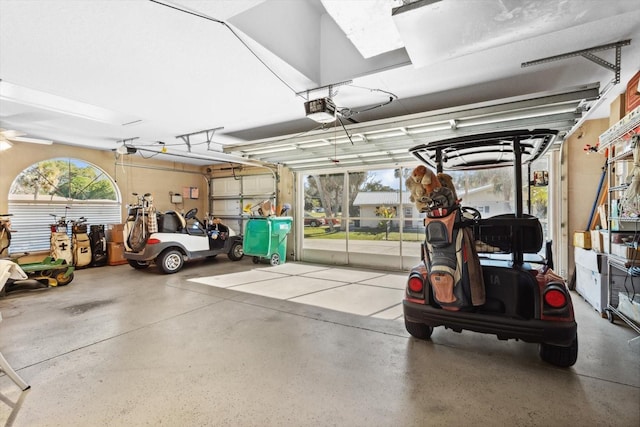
8 158 121 253
10 158 118 201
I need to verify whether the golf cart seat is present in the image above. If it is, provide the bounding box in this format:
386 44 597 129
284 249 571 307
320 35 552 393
472 214 543 254
160 211 185 233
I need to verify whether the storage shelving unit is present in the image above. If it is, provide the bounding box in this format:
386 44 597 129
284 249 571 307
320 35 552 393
598 106 640 340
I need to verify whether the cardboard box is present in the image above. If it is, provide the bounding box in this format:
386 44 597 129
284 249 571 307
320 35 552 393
573 231 591 249
609 92 626 127
590 230 605 253
598 204 608 230
625 71 640 113
107 242 127 265
106 223 125 243
600 230 610 254
610 242 640 260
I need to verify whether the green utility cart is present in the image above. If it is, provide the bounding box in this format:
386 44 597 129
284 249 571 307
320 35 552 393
243 216 292 266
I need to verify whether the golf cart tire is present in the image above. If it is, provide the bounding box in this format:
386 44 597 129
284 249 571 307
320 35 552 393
157 249 184 274
405 319 433 340
55 270 74 286
227 241 244 261
128 260 150 269
539 337 578 368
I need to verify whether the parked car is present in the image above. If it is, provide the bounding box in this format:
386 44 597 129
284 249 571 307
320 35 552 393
403 129 578 367
304 214 326 227
123 208 244 274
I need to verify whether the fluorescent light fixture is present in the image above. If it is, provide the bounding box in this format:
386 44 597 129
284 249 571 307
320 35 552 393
246 146 297 156
302 141 331 149
11 136 53 145
0 81 139 125
0 140 12 151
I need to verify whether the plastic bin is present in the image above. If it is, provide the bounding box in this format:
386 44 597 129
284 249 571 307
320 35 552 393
243 217 292 265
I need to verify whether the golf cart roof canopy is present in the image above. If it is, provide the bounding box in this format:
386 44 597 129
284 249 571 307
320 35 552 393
409 129 559 172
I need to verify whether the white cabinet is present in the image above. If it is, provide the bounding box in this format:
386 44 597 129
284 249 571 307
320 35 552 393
574 247 608 313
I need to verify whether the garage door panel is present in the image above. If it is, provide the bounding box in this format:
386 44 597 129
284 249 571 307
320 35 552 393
212 177 241 196
212 199 241 216
243 174 275 195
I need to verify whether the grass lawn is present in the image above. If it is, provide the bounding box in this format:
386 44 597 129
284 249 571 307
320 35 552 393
304 227 423 241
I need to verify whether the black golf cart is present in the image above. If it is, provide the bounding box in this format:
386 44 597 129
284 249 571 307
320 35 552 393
403 129 578 367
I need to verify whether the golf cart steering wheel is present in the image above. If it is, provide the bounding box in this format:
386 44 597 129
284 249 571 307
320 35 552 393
184 208 198 220
461 206 481 220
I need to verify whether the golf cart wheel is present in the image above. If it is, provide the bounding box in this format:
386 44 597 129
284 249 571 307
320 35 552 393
404 318 433 340
227 241 244 261
252 257 260 264
128 260 150 269
54 270 74 286
270 253 280 266
539 337 578 368
157 249 184 274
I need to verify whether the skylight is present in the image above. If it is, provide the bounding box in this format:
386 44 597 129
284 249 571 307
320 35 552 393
321 0 405 58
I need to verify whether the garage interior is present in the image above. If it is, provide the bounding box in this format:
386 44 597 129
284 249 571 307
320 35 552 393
1 1 640 425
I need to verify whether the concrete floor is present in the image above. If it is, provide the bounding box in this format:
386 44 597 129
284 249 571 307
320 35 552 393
0 257 638 427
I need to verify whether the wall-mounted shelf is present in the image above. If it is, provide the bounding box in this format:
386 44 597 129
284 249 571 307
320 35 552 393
599 106 640 150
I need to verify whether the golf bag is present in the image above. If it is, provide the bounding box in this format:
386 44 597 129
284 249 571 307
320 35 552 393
89 225 107 267
125 193 155 252
71 223 91 268
51 231 72 265
424 193 485 311
0 214 12 258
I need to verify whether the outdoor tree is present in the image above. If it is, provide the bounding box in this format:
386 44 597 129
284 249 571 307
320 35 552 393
11 159 116 201
375 205 397 240
491 168 513 206
12 160 65 199
531 185 548 216
305 172 367 230
361 180 394 192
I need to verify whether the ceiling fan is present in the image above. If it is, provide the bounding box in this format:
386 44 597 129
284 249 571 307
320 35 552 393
0 128 53 151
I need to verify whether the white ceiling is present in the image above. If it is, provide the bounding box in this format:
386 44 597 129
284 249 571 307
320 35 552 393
1 0 639 168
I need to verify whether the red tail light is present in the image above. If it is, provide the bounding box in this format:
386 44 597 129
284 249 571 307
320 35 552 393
408 276 424 293
147 238 161 245
544 288 567 308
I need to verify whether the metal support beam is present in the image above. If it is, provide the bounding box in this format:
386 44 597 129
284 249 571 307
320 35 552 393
295 80 353 100
176 127 224 152
522 39 631 84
